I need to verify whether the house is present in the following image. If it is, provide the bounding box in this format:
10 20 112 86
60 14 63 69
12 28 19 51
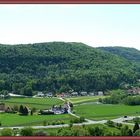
80 91 87 96
62 92 71 98
0 103 5 112
57 94 65 98
36 92 45 97
40 102 69 115
46 92 53 97
127 87 140 95
97 91 104 96
71 92 78 96
0 94 5 98
89 92 95 96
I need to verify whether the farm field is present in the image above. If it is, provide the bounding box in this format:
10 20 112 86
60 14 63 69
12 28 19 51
74 104 140 120
0 97 63 109
0 113 74 127
66 96 107 104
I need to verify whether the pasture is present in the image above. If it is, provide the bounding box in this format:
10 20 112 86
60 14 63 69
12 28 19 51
0 97 63 109
0 113 74 127
74 104 140 120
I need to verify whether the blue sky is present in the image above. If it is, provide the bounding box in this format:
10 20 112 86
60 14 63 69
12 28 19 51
0 4 140 50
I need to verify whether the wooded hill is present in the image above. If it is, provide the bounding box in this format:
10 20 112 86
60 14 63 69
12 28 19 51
0 42 138 96
97 46 140 78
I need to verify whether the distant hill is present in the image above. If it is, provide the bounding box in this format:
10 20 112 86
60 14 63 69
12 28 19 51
97 46 140 78
97 46 140 62
0 42 137 95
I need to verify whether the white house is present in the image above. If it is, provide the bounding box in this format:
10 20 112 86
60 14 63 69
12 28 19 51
80 91 87 96
37 92 44 97
46 92 53 97
97 91 104 96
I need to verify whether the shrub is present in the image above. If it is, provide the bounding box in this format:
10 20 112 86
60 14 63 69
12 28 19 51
34 130 47 136
43 120 47 126
106 120 115 127
1 128 13 136
20 127 33 136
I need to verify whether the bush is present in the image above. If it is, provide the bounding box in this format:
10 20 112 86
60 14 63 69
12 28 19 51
52 122 56 125
106 120 115 127
79 117 85 123
20 127 33 136
39 110 54 115
1 128 13 136
43 120 47 126
34 130 47 136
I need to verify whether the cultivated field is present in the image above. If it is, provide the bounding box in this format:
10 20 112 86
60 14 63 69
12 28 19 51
74 104 140 120
66 96 107 104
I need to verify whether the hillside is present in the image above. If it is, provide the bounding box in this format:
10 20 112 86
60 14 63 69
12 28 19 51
0 42 137 96
97 46 140 77
97 46 140 62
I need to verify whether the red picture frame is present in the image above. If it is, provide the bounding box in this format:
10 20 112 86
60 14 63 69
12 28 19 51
0 0 140 140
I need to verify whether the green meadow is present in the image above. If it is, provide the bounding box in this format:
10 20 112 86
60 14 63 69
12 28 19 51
0 113 74 127
0 97 63 109
74 104 140 120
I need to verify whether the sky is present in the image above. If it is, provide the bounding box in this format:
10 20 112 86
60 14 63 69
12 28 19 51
0 4 140 50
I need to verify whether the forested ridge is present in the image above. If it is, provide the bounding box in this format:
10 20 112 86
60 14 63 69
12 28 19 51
0 42 138 96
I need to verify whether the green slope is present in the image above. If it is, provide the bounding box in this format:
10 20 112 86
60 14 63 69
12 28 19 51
0 42 137 94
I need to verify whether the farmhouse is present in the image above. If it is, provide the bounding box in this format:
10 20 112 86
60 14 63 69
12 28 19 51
40 102 69 115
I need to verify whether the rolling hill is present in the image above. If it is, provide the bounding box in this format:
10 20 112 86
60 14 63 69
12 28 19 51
0 42 138 95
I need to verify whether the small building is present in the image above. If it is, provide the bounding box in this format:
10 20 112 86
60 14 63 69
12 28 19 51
37 92 44 97
80 91 87 96
127 87 140 95
97 91 104 96
0 94 5 98
46 92 53 97
71 92 78 96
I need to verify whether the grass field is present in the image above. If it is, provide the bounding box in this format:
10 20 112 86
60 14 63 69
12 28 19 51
66 96 107 104
0 97 63 109
0 97 76 127
0 113 74 127
74 104 140 120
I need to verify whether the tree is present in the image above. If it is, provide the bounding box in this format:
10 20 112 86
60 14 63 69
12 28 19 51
13 105 19 112
133 122 139 133
19 105 24 114
20 127 33 136
134 129 140 136
121 125 132 136
88 126 104 136
30 110 33 115
24 106 29 115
